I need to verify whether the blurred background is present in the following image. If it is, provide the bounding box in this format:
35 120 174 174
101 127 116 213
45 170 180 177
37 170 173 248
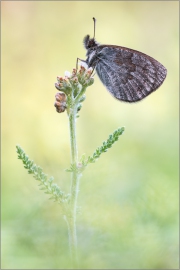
1 1 179 269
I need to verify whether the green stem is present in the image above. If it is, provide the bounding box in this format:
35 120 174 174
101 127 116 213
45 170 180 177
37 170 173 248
69 108 78 165
65 103 80 269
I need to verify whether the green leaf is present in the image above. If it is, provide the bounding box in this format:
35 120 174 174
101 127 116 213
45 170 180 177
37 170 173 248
79 127 125 170
16 145 68 204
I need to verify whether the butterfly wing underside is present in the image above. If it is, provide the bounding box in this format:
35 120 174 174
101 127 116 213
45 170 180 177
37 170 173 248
95 46 167 102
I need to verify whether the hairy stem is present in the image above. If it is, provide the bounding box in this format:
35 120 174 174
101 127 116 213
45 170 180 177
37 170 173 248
65 104 80 268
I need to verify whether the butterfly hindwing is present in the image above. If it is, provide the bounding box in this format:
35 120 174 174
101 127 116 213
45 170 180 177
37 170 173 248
94 45 167 102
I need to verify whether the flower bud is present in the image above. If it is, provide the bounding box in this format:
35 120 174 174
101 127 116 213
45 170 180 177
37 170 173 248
64 71 71 78
54 92 67 113
55 92 66 102
72 68 77 76
55 82 62 91
55 104 66 113
87 77 94 86
57 76 64 82
80 61 88 69
54 64 95 114
79 94 86 103
78 65 86 75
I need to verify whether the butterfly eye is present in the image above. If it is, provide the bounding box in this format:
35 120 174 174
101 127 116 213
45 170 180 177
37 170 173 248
83 35 90 49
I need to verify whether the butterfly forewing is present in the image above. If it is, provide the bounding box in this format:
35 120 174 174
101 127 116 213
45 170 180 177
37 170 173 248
88 45 167 102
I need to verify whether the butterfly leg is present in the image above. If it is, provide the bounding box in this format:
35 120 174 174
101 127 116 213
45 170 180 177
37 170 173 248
76 58 87 72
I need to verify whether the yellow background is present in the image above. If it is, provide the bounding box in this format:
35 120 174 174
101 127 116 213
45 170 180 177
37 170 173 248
2 1 179 269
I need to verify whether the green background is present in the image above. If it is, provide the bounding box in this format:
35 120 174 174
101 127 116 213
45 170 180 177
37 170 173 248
1 1 179 269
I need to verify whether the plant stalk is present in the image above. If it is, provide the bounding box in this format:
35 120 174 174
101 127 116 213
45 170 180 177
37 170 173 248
65 104 80 269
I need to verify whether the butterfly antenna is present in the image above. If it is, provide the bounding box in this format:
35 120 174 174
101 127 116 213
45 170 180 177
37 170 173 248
93 17 96 39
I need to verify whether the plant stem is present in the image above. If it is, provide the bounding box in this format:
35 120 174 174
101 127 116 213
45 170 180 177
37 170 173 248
65 103 80 269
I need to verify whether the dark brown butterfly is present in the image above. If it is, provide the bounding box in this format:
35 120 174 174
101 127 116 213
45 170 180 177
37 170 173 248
79 18 167 103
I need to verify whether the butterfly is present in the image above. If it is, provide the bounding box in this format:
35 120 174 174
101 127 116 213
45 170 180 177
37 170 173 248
79 18 167 103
